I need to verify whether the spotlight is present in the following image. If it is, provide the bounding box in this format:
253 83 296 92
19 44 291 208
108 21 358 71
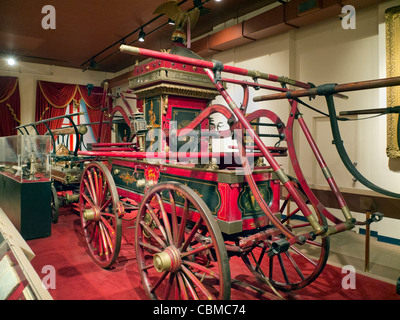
138 28 145 42
168 19 175 25
7 57 16 66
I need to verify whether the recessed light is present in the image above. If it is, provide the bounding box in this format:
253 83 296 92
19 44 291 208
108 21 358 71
7 57 16 66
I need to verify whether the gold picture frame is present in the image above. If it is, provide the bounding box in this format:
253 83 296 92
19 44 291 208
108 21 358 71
386 5 400 158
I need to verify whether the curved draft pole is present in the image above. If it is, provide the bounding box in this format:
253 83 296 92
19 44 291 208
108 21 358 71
325 94 400 199
254 78 400 199
284 99 357 232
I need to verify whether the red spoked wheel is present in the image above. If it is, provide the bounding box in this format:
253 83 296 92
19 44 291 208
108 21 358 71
240 177 329 291
135 182 231 300
79 161 122 269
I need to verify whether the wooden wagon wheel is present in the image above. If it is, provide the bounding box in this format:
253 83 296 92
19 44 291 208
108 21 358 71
240 177 329 291
79 161 122 269
135 181 231 300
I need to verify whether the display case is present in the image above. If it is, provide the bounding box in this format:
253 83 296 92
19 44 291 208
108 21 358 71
0 135 52 240
0 135 51 183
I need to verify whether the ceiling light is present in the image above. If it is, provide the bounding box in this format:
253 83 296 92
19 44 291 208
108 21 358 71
138 28 145 42
168 19 175 25
7 57 16 66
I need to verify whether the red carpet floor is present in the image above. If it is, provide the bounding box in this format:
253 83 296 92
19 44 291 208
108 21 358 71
26 207 400 301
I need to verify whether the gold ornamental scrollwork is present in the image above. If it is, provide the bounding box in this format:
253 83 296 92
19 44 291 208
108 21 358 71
386 5 400 158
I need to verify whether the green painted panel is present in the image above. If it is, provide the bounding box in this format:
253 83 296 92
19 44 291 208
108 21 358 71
112 165 145 194
238 181 273 217
158 173 221 216
170 107 202 152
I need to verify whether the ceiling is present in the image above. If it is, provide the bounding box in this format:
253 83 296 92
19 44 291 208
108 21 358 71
0 0 279 73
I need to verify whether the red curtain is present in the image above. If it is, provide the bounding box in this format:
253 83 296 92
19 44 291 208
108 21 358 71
35 80 80 135
35 81 111 141
77 85 110 142
0 77 21 137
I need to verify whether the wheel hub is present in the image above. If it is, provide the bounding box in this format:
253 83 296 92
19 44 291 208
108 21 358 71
153 246 181 273
83 206 101 222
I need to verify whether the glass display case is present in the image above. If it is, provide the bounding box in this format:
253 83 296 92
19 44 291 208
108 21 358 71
0 135 51 183
0 135 52 240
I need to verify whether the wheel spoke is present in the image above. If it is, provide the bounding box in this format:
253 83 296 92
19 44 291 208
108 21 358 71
89 222 97 244
97 172 103 204
145 203 167 241
99 222 112 258
290 245 318 267
83 179 95 204
83 219 93 229
169 190 179 244
98 222 103 258
138 241 163 253
177 198 189 248
100 216 116 237
181 217 203 252
94 170 99 203
99 183 109 208
150 271 168 293
100 196 112 212
163 272 175 300
140 220 167 249
82 193 94 208
277 254 290 285
182 260 219 280
251 248 266 276
156 193 173 246
100 212 115 218
181 265 213 300
181 271 199 300
180 243 214 259
284 251 305 280
87 170 98 205
176 271 189 300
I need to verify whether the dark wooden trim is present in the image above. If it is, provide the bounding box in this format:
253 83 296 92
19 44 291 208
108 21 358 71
310 187 400 220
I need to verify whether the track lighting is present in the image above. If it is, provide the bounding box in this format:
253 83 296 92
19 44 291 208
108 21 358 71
138 28 145 42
